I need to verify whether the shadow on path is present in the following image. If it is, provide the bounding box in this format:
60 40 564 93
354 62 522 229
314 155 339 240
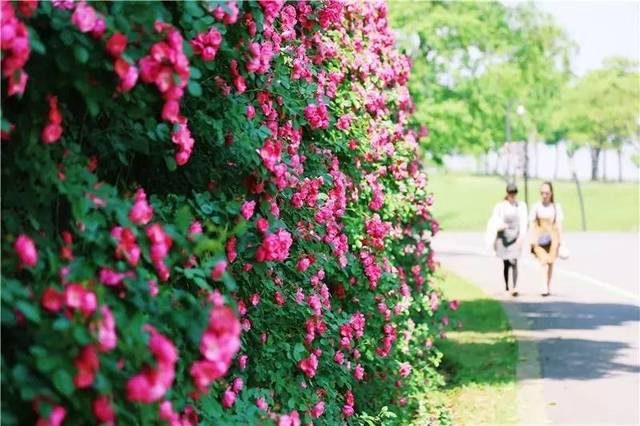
450 300 640 383
503 301 640 331
537 337 640 380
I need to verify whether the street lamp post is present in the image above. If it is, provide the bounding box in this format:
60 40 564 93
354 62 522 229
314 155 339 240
516 105 528 206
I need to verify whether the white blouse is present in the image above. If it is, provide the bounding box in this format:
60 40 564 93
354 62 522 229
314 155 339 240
530 202 564 225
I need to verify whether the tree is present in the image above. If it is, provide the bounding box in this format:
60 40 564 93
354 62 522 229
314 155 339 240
554 57 640 181
389 2 573 165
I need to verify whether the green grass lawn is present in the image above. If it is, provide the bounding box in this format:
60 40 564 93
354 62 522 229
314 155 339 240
427 172 639 232
415 270 518 426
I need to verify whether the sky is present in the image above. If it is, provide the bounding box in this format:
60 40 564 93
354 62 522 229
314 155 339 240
534 0 640 75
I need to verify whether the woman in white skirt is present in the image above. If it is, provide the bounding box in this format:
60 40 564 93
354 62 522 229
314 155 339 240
485 183 528 296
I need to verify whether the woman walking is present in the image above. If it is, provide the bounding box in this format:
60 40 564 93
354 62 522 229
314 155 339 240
486 183 528 296
530 181 564 296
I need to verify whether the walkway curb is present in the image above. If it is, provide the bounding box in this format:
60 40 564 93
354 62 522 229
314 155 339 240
500 299 549 426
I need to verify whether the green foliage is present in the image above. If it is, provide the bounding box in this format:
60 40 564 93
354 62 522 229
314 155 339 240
552 57 640 150
389 2 573 159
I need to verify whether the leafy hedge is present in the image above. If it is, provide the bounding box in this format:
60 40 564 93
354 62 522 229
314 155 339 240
1 1 451 424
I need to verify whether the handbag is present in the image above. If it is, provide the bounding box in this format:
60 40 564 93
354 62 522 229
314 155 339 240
558 244 570 259
498 228 519 247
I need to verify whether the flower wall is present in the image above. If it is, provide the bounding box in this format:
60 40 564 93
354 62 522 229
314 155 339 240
1 1 450 424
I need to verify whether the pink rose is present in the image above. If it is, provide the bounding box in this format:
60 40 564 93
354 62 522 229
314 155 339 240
106 33 127 57
221 388 236 408
41 287 64 312
14 234 37 267
92 395 115 424
241 200 256 220
71 1 98 33
210 260 227 280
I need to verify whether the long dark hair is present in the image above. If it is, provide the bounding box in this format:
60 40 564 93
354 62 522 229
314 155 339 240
541 181 555 203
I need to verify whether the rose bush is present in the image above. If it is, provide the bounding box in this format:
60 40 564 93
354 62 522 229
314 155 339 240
1 0 453 424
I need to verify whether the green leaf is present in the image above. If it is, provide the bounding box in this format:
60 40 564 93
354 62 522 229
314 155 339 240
165 156 177 172
221 272 237 292
28 27 46 55
188 81 202 97
52 317 71 331
293 343 306 361
60 30 74 46
73 46 89 63
190 66 202 80
184 1 205 18
15 300 40 323
52 370 74 396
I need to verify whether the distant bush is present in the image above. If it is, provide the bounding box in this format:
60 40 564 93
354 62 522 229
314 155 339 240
1 1 449 424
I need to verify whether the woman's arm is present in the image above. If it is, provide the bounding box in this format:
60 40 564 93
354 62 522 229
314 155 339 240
484 203 502 252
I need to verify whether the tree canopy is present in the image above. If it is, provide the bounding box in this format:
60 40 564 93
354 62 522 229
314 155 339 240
389 1 573 160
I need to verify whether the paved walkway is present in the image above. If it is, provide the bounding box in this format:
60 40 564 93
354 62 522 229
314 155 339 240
433 232 640 426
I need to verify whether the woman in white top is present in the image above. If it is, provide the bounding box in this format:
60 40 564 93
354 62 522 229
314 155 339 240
485 183 528 296
529 181 564 296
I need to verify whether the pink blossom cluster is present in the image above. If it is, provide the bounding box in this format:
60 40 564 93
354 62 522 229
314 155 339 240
106 33 139 92
63 283 97 316
399 362 412 378
246 41 275 74
94 305 117 352
366 173 385 210
365 214 392 250
305 316 327 344
313 160 350 266
71 1 105 37
1 2 30 96
277 411 301 426
256 229 292 262
221 377 244 408
291 177 323 208
158 400 198 426
298 352 318 378
304 101 329 130
73 344 99 388
41 95 63 144
291 45 312 81
258 0 285 25
342 389 355 417
111 226 141 267
139 23 194 165
35 403 66 426
171 123 196 166
376 323 398 358
310 400 325 418
13 234 37 268
360 250 382 289
211 2 239 25
190 305 241 394
296 255 314 272
93 395 116 425
241 200 256 220
226 236 238 263
229 59 246 93
190 27 222 61
126 325 178 403
318 0 344 29
99 267 133 287
129 188 154 225
146 223 173 281
336 113 353 131
345 312 366 346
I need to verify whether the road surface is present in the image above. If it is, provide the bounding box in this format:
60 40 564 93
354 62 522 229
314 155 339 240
433 231 640 425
